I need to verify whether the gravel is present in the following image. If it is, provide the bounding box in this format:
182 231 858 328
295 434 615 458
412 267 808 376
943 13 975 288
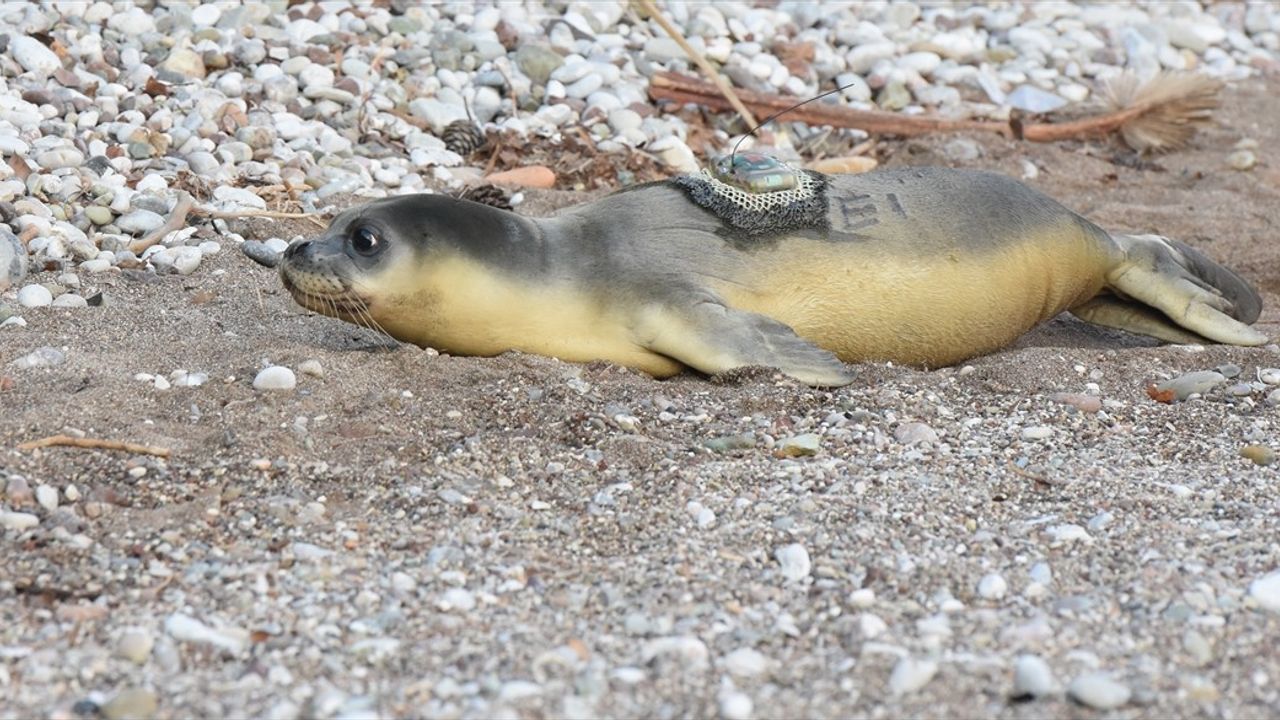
3 2 1280 719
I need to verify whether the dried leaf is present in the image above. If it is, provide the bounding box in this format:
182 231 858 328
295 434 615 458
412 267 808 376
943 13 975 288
1145 383 1176 404
8 154 31 181
144 77 170 97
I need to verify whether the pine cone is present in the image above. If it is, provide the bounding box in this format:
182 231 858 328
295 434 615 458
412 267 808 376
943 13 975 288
457 184 512 210
442 119 487 157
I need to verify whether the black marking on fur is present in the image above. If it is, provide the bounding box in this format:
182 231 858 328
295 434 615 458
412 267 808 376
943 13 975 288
887 192 907 218
671 170 830 239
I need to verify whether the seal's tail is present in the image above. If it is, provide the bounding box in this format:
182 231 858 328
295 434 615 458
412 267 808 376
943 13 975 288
1073 233 1267 347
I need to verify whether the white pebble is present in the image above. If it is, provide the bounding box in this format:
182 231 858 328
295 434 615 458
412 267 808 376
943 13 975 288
10 36 62 77
17 285 53 308
253 366 296 391
775 543 811 583
718 690 753 720
860 613 888 639
977 573 1007 599
1249 570 1280 613
1046 524 1092 544
298 360 324 377
0 511 40 531
723 648 769 678
1067 672 1131 709
1021 425 1053 440
437 587 476 612
51 294 87 309
889 657 938 695
164 613 248 655
1013 655 1056 698
849 588 876 607
35 485 58 511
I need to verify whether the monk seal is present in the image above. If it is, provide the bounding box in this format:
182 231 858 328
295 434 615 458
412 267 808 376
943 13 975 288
277 164 1266 387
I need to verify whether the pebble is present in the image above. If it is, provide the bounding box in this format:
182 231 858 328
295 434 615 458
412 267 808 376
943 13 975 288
11 347 65 369
977 573 1007 599
1067 672 1131 709
34 485 58 511
6 477 33 505
718 690 753 720
298 360 324 377
253 366 296 391
17 285 53 308
116 630 155 665
775 433 820 457
1249 570 1280 613
723 648 769 678
775 543 811 583
889 657 938 695
100 689 158 720
51 294 88 309
116 210 166 236
10 36 62 77
1227 149 1257 170
1156 370 1226 401
1050 392 1102 413
1013 655 1056 699
0 511 39 531
164 613 248 655
1021 426 1053 441
894 422 938 445
1241 445 1277 466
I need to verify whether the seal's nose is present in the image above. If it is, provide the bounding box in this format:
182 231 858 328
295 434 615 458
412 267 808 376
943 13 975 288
283 239 312 260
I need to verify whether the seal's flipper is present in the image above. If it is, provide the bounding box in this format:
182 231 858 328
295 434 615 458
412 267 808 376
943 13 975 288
639 299 856 387
1070 294 1211 345
1106 234 1269 346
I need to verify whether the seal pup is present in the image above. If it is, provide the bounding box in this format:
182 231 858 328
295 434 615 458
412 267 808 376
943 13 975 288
278 165 1266 387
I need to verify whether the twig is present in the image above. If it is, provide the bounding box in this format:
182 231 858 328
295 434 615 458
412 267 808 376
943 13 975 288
482 135 505 176
649 70 1222 150
189 206 329 228
18 434 172 457
632 0 757 129
128 190 194 254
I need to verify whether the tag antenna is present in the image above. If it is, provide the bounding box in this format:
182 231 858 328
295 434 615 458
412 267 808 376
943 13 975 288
728 81 854 166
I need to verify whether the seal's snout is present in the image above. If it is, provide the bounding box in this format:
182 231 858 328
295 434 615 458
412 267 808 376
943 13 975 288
283 239 313 261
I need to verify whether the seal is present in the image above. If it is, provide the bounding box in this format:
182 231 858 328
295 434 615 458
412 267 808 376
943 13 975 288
278 165 1266 387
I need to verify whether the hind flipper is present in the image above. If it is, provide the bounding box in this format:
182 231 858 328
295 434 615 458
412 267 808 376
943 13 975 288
1071 294 1212 345
1106 234 1269 346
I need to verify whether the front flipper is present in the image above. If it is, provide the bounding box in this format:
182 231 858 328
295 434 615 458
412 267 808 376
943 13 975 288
638 298 856 387
1106 234 1269 346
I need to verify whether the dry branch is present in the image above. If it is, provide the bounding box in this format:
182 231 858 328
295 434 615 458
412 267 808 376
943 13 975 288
128 190 194 254
18 434 172 457
648 70 1222 152
632 0 758 128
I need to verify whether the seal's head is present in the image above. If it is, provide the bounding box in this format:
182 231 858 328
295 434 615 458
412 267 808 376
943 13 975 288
278 192 542 350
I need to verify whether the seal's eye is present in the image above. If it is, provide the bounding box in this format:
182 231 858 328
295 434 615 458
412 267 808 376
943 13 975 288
351 227 381 256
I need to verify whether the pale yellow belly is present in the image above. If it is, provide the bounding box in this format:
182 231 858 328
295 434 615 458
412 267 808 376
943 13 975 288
714 234 1110 367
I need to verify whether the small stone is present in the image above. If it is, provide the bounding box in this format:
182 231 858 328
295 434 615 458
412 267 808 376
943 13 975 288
649 136 699 174
17 285 53 307
1 511 39 530
1227 149 1257 171
10 36 62 77
1021 426 1053 441
298 360 324 377
170 246 202 275
116 630 155 665
723 648 769 678
894 422 938 446
241 240 283 268
718 690 753 720
1249 570 1280 613
1006 85 1069 113
11 347 65 369
775 543 811 583
160 48 206 79
116 210 166 236
1050 392 1102 413
51 294 88 309
35 484 58 511
5 476 33 506
1066 671 1132 711
253 366 296 391
775 433 820 457
889 657 938 695
164 613 248 655
437 587 476 612
704 432 756 453
849 588 876 607
1240 445 1276 467
977 573 1007 599
515 44 564 85
1156 370 1226 401
1012 654 1056 699
100 689 158 720
942 138 981 162
1183 630 1213 666
85 206 114 225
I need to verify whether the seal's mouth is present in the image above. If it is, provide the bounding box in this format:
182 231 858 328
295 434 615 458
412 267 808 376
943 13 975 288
279 268 372 319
